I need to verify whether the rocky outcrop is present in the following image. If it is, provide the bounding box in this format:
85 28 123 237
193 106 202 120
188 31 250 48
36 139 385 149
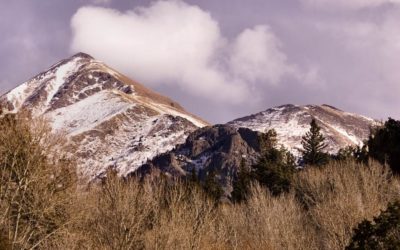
136 125 262 194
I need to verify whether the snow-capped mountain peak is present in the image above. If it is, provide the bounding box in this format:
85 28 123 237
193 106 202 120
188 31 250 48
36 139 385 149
228 104 378 156
1 53 209 178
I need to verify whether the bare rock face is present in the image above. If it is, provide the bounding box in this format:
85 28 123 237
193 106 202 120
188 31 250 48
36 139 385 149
0 53 209 179
137 125 262 194
228 104 378 156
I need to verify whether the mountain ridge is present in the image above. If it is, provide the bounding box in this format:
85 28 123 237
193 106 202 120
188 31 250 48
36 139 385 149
0 52 209 178
136 104 378 196
0 53 379 179
228 103 378 156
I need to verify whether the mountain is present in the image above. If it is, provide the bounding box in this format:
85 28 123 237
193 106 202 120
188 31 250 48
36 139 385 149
0 53 208 178
136 125 262 195
136 104 378 197
0 53 379 181
136 104 379 197
228 104 378 156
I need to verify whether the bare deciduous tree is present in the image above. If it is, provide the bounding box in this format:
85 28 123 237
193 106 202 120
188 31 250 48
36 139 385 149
0 113 77 249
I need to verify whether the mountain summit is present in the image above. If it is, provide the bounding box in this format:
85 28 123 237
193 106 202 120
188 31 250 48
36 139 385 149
228 104 378 156
0 53 209 178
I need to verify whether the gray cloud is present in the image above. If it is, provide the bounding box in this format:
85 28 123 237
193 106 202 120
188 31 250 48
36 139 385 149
91 0 112 4
300 0 400 10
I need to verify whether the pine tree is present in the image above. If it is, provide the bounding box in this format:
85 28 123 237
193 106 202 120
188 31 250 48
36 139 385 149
301 118 328 166
189 167 199 183
253 129 297 195
368 118 400 174
260 129 278 152
253 146 296 195
231 158 252 203
347 201 400 249
203 170 223 201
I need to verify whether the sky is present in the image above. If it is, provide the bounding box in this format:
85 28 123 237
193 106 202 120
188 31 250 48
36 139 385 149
1 0 400 123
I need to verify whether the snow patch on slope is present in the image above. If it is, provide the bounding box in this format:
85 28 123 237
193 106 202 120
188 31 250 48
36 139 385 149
5 83 30 110
48 91 132 136
76 115 191 177
153 103 207 127
43 57 82 110
132 99 207 128
326 123 362 146
114 116 188 176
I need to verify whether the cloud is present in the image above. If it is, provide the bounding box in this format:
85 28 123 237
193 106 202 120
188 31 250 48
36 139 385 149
70 1 302 104
306 9 400 119
300 0 400 10
318 11 400 81
229 25 297 84
91 0 112 5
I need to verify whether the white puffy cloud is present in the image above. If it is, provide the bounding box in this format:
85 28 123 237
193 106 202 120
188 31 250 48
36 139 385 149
70 1 301 104
229 25 296 84
300 0 400 10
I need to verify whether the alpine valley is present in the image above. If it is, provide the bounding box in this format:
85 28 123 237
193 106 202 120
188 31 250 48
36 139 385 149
0 53 378 180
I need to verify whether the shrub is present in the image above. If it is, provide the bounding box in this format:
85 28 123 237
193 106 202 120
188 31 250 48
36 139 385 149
347 201 400 250
294 160 399 249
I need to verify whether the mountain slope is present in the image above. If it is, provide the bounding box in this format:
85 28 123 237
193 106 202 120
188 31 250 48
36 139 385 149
136 125 262 195
228 104 378 156
135 104 378 197
0 53 209 178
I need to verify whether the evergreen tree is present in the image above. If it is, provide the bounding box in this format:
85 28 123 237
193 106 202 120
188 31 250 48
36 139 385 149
301 118 328 166
253 129 297 196
368 118 400 174
203 169 223 201
260 129 278 152
253 147 296 195
231 158 252 203
189 167 199 183
347 201 400 249
333 145 369 164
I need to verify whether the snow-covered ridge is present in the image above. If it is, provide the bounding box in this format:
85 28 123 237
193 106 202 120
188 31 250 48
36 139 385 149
0 53 208 179
5 55 89 114
228 104 378 156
